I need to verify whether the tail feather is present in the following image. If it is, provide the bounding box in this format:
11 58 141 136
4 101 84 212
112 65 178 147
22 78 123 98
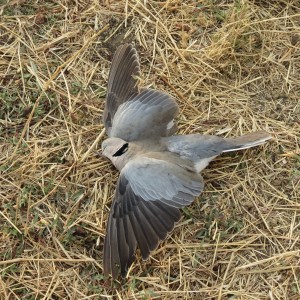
223 130 272 153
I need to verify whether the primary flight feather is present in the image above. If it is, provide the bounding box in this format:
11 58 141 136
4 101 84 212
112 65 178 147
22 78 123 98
101 44 272 279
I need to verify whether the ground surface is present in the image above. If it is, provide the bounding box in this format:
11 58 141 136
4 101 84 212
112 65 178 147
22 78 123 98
0 0 299 299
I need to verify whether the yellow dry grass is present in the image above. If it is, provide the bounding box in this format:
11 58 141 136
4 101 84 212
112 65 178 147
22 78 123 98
0 0 299 299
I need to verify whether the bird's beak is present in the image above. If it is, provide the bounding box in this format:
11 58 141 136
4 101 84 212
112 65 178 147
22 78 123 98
98 151 109 160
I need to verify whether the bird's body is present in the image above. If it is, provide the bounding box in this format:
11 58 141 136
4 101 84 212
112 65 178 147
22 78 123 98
103 130 271 172
101 44 272 279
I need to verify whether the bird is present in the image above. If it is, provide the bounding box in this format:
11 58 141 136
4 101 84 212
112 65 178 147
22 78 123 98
101 43 272 279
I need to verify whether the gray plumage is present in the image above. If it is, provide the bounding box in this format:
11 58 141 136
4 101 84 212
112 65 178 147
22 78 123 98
101 44 272 279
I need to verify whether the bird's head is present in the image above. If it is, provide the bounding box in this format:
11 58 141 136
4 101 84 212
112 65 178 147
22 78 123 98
101 137 129 170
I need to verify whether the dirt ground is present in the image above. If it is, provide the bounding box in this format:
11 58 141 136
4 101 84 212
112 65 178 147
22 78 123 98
0 0 299 299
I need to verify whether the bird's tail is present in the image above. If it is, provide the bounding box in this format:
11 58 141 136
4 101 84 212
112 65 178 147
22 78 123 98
223 130 272 153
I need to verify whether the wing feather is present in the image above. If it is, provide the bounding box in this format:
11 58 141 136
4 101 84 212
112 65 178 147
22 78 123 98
103 157 203 278
104 44 179 140
110 88 179 141
104 44 140 132
138 201 170 240
123 157 204 205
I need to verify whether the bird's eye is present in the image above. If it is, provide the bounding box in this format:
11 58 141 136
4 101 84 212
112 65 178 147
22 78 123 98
113 143 129 157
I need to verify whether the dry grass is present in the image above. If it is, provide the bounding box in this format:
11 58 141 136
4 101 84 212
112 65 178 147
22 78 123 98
0 0 299 299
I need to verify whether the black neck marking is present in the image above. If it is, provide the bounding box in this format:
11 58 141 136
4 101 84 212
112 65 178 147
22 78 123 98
113 143 129 157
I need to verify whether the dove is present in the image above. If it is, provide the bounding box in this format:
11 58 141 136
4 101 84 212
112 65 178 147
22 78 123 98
101 43 272 279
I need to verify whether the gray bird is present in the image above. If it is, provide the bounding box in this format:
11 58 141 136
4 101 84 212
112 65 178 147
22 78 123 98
101 44 272 279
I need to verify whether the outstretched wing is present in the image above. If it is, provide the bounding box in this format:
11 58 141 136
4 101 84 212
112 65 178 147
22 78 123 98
104 43 140 134
104 44 179 141
103 157 204 278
